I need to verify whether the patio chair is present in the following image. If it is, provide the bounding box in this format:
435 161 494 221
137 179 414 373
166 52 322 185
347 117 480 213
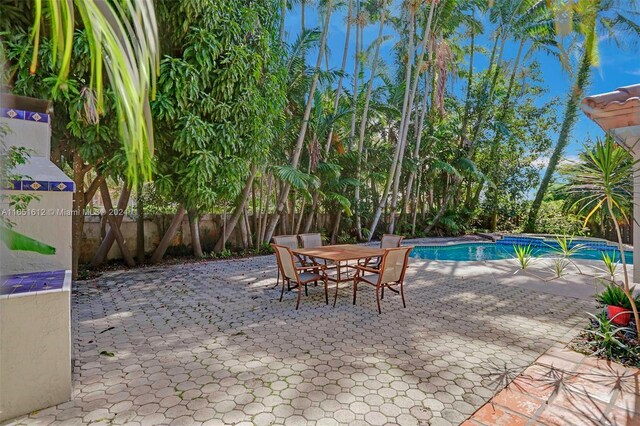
272 235 303 289
352 246 413 314
298 233 323 248
361 234 405 268
380 234 404 248
298 233 329 265
272 244 328 310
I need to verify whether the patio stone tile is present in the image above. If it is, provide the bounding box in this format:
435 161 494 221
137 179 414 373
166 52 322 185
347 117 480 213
7 256 596 425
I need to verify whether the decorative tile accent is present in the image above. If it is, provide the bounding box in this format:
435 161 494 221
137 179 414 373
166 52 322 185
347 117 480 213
0 270 66 296
49 181 73 191
5 179 74 192
20 180 49 191
0 107 49 124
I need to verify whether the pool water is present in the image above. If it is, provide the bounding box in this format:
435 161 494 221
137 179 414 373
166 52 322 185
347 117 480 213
410 242 633 264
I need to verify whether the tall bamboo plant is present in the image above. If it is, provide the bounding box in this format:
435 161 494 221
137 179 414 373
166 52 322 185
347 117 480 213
563 138 640 337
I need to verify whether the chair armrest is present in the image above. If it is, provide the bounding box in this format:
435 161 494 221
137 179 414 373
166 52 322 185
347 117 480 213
353 264 380 274
296 264 326 271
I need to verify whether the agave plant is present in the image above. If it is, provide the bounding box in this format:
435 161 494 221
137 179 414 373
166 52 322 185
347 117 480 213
513 244 534 270
600 251 619 281
545 235 585 273
550 258 571 279
585 312 631 359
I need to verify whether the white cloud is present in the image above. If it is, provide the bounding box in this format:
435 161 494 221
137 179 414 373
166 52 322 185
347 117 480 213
531 156 549 168
626 68 640 76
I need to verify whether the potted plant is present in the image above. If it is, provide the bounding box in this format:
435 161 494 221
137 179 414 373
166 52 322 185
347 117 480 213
596 283 638 326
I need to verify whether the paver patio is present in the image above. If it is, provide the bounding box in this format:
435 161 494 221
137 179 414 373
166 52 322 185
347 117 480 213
7 255 596 426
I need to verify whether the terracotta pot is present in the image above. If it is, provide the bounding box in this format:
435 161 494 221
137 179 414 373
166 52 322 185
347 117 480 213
607 305 631 326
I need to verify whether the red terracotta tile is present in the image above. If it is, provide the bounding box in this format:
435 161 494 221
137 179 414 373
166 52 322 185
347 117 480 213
535 404 600 426
535 354 580 373
492 387 543 417
511 364 567 400
471 403 528 426
613 385 640 414
545 346 586 364
602 406 640 426
579 356 635 377
551 387 607 420
566 371 616 403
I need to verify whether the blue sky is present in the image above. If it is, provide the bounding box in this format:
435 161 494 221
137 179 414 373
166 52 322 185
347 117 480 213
283 3 640 166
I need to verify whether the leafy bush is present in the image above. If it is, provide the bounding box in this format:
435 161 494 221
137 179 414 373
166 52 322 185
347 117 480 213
584 312 635 360
534 200 585 235
596 282 638 309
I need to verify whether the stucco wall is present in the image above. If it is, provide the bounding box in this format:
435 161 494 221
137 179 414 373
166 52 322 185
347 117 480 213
0 283 72 422
80 213 334 263
1 191 73 274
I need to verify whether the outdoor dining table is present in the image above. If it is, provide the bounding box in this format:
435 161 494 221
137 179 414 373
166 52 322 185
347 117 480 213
292 244 386 306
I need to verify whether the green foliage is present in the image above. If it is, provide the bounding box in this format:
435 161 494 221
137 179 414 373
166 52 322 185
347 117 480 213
548 235 585 258
550 258 571 279
596 283 637 309
152 0 287 213
533 200 585 236
562 137 633 228
513 244 534 270
601 251 619 280
584 312 633 360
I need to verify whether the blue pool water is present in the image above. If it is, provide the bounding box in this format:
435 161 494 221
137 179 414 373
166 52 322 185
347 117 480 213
410 237 633 264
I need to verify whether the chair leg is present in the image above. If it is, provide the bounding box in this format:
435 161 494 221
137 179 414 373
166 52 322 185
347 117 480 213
279 277 286 302
324 277 328 305
273 268 280 289
400 280 406 308
375 284 382 314
381 283 385 300
296 282 302 310
304 282 308 296
352 280 358 305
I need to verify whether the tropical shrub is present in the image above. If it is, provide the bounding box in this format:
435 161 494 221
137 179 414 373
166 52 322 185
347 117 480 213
534 200 585 236
596 283 639 309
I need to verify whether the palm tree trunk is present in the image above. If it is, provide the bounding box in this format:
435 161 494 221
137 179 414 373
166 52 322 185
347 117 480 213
99 180 135 267
325 0 354 154
367 9 415 241
403 74 429 218
607 200 640 337
347 2 361 151
215 164 257 251
388 1 436 233
354 2 387 240
525 44 593 232
91 182 131 266
188 209 203 257
150 205 186 264
279 0 287 46
488 38 525 230
263 0 334 243
136 181 145 263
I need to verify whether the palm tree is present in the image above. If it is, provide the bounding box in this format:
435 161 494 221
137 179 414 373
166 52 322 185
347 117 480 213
354 0 388 239
367 0 418 240
526 0 640 231
325 0 355 154
28 0 159 186
264 0 334 243
563 138 640 337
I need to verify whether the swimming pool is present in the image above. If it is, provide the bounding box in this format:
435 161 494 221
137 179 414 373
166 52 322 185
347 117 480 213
410 239 633 264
